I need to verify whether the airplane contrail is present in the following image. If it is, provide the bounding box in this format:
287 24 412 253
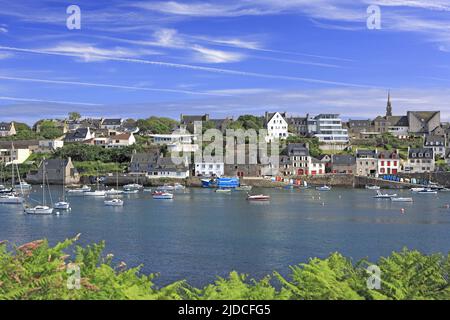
0 45 378 89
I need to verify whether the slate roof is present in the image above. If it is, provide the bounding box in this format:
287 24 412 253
424 135 445 146
287 143 309 157
331 155 356 166
408 148 434 159
102 118 123 126
65 128 90 140
0 122 13 131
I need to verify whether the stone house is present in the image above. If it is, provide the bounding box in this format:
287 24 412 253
26 157 80 184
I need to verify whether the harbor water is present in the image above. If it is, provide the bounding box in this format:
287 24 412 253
1 186 450 286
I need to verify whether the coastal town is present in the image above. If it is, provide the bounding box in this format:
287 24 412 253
0 93 448 188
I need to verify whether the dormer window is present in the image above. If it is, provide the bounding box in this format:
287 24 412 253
425 153 430 157
412 153 417 157
419 153 423 157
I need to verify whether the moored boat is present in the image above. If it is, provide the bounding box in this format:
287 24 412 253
417 188 438 194
67 185 91 194
316 185 331 191
152 191 174 199
391 197 413 202
373 190 397 199
0 194 24 204
54 201 70 210
84 190 106 197
104 198 124 206
24 205 53 215
365 185 380 190
235 185 252 191
247 194 270 201
215 188 231 193
15 181 32 190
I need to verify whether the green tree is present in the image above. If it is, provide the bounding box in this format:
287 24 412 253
68 112 81 121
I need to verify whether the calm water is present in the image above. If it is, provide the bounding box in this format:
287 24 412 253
1 186 450 286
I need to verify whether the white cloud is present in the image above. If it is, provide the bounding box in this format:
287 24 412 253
191 45 245 63
0 96 101 106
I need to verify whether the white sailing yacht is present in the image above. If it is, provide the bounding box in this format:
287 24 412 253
54 161 70 210
24 158 53 215
0 143 24 204
84 171 106 196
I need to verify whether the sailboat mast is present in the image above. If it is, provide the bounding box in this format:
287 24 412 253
11 143 14 188
62 161 65 201
42 159 45 206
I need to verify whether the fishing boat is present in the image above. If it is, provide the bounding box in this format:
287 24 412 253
67 185 91 194
365 185 380 190
373 190 397 199
152 191 173 199
391 197 413 202
316 185 331 191
235 185 252 191
24 158 53 215
417 188 438 194
104 198 124 206
215 188 231 193
54 163 70 210
247 194 270 201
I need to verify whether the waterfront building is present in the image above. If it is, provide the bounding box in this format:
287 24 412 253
26 157 80 184
424 135 446 158
264 112 288 142
0 122 16 137
280 143 325 176
331 155 356 174
377 150 400 175
64 127 95 142
129 150 190 178
194 156 224 177
355 149 377 176
404 147 435 173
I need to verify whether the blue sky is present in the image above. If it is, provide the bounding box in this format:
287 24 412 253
1 0 450 124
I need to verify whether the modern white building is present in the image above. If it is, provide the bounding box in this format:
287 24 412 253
0 146 31 164
265 112 288 142
150 131 198 153
307 114 349 145
39 139 64 151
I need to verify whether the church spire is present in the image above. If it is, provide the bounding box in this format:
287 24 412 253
386 90 392 117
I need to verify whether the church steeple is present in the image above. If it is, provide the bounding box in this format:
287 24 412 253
386 90 392 117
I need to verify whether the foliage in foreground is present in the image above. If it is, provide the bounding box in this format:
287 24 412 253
1 235 449 300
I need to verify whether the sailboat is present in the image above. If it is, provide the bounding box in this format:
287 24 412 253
24 158 53 215
54 161 70 210
0 144 24 204
84 170 106 196
105 169 123 196
105 168 124 206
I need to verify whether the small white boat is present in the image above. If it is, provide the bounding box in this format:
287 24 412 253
316 185 331 191
67 185 91 194
0 194 24 204
411 187 425 192
235 185 252 191
247 194 270 201
105 188 124 195
104 198 124 206
391 197 413 202
373 191 397 199
417 188 438 194
152 191 173 199
365 185 380 190
143 188 152 192
54 201 70 210
15 181 32 190
215 188 231 193
24 205 53 215
123 189 139 194
84 190 106 197
123 183 143 191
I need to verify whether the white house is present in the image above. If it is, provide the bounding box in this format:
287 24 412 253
194 156 224 177
64 127 95 142
404 147 435 173
0 145 31 164
150 131 198 153
39 139 64 151
264 112 288 142
106 133 136 148
101 118 124 130
0 122 16 137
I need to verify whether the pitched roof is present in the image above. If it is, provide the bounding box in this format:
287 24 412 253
109 133 132 140
386 116 408 126
0 140 38 149
348 119 372 127
356 149 377 158
332 155 356 165
287 143 309 156
408 148 434 159
102 118 123 125
408 111 439 123
0 122 13 131
65 128 90 140
424 135 445 146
